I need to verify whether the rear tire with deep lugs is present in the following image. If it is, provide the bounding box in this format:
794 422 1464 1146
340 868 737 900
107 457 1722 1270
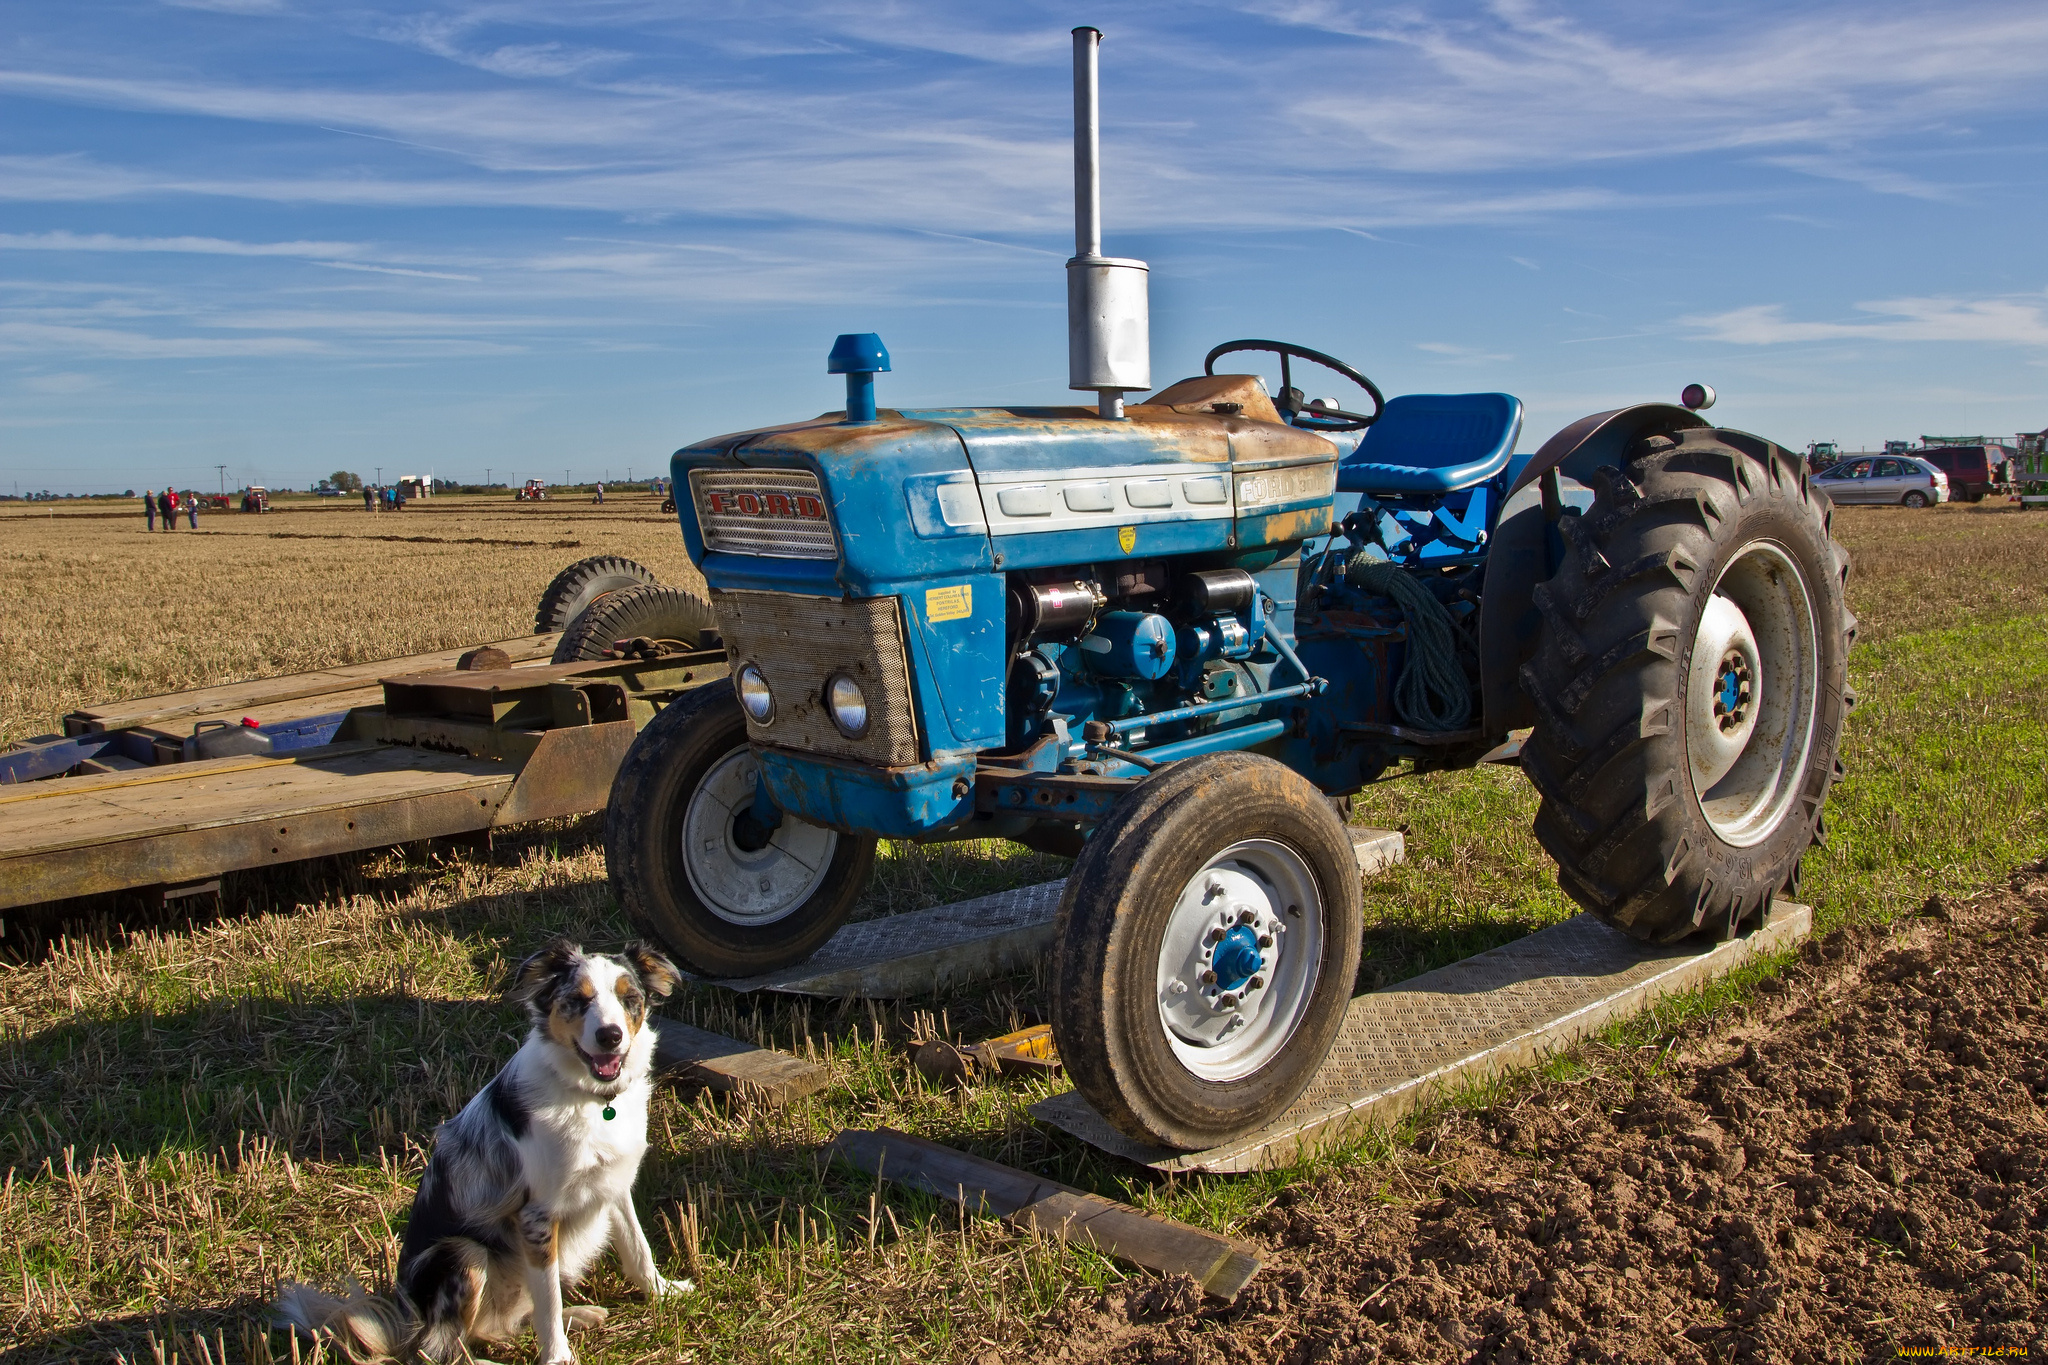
1519 429 1854 944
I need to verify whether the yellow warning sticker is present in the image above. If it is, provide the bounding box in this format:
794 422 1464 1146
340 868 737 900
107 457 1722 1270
1118 525 1137 554
925 583 972 623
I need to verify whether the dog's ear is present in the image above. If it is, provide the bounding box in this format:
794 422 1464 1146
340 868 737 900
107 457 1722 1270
508 938 581 1013
623 942 681 1001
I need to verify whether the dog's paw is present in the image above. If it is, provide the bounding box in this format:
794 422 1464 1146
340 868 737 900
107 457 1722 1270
563 1304 609 1332
536 1346 578 1365
648 1275 695 1298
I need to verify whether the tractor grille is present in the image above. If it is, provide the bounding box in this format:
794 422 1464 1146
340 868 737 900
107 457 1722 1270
689 468 838 560
712 589 920 766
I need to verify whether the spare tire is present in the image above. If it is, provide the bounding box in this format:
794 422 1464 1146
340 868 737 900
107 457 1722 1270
552 583 718 663
534 555 659 635
1520 428 1853 944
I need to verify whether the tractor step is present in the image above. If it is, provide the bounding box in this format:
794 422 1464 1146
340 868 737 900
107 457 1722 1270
1033 901 1812 1173
695 826 1404 1000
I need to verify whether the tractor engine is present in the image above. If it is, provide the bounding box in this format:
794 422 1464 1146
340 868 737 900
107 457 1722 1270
669 367 1348 843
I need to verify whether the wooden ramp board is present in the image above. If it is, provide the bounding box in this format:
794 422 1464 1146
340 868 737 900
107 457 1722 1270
653 1020 832 1105
65 633 559 733
830 1127 1262 1301
702 827 1405 1000
0 744 514 909
1033 902 1812 1174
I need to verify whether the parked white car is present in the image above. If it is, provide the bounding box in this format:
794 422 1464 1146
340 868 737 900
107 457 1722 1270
1813 455 1949 508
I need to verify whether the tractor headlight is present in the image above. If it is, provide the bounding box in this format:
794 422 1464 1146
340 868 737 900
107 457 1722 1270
825 673 869 739
736 663 774 724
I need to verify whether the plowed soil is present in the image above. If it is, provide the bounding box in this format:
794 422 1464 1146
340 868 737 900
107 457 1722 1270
1042 864 2048 1363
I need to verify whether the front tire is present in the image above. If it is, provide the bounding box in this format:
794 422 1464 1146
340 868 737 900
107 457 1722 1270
605 681 876 977
1521 428 1853 943
1051 752 1363 1150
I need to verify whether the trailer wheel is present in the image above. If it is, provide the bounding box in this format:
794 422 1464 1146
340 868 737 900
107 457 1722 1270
1050 751 1362 1149
552 584 717 663
1520 428 1852 944
534 555 659 635
605 679 875 977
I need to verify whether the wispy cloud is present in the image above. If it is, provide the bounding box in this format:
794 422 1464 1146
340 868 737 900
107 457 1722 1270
0 230 365 257
311 261 480 281
0 321 326 358
1683 295 2048 346
1417 341 1514 362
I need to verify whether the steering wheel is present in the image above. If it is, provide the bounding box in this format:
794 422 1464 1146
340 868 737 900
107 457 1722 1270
1204 339 1384 431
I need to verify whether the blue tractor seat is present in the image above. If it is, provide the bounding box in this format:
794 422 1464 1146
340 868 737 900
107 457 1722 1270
1335 392 1524 495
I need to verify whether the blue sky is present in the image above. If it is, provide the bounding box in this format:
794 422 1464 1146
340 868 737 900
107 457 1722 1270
3 0 2045 494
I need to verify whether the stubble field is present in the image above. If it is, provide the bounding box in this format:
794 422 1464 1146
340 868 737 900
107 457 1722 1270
1 493 2044 1362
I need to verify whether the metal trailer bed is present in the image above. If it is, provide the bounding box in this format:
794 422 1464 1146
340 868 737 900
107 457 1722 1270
0 635 725 911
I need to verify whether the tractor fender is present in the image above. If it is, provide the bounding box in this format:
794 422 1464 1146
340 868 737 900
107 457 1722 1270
1478 403 1711 736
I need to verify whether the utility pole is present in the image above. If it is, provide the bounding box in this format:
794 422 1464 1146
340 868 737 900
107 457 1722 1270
564 468 571 491
375 466 383 486
485 467 491 488
215 464 226 495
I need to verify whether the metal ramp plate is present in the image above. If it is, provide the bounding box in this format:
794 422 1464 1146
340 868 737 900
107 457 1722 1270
700 827 1404 1000
1032 901 1812 1173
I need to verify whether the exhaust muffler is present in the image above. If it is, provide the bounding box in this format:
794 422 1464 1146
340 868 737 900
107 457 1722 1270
1067 26 1150 420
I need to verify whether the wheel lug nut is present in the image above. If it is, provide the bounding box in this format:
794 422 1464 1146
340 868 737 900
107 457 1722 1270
1199 969 1216 984
1217 992 1239 1010
1237 908 1257 925
1248 975 1264 990
1257 934 1273 948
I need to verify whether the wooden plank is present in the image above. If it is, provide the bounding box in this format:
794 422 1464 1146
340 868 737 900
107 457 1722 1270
829 1127 1263 1301
69 634 559 731
0 742 386 809
652 1021 832 1105
0 745 510 858
0 781 514 909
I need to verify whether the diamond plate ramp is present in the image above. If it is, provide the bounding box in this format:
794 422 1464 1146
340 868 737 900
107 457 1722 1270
697 827 1405 1000
1032 901 1812 1173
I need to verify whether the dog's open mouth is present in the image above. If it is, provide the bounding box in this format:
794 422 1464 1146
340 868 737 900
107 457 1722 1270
576 1045 624 1082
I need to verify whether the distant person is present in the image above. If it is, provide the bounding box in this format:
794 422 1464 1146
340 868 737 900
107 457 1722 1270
144 488 156 531
595 481 604 505
187 494 199 529
159 489 176 530
364 485 375 512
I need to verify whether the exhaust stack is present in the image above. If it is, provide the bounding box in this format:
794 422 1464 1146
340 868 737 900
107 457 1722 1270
1067 26 1149 421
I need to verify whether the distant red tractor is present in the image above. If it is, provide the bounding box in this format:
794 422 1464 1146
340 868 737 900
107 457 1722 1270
517 479 548 501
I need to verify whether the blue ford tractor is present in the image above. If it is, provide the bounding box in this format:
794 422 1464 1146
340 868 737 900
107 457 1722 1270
606 29 1852 1150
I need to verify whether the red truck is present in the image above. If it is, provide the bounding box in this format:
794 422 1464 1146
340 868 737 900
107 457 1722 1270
1915 445 2010 502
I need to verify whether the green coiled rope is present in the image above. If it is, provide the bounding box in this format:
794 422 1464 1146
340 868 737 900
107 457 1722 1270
1345 557 1474 732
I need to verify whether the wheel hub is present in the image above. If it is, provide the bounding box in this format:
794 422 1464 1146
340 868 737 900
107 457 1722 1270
1685 545 1820 847
1713 649 1752 732
682 747 839 924
1154 841 1324 1082
1208 924 1263 993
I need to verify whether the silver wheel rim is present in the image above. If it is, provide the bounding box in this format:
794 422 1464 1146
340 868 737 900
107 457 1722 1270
1686 541 1819 848
681 745 839 926
1154 839 1325 1083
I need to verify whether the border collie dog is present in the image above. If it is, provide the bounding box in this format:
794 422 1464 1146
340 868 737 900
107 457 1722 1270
280 939 692 1363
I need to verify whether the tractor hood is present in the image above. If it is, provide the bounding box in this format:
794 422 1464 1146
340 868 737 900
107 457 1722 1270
670 374 1340 598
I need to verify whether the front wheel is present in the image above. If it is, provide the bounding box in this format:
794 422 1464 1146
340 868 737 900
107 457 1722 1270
605 680 875 977
1050 752 1363 1150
